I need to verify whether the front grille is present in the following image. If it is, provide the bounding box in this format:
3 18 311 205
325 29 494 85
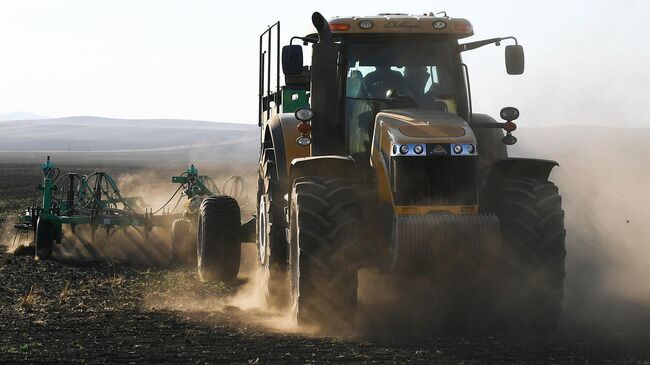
388 156 478 206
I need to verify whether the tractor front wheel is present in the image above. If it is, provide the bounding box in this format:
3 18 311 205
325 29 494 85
288 177 362 327
197 196 241 282
495 178 566 330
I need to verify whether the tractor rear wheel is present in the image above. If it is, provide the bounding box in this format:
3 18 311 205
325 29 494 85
288 177 362 327
171 219 195 266
257 151 290 308
35 217 54 260
197 196 241 282
495 178 566 330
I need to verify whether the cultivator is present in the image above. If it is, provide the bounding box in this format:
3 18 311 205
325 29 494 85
13 156 249 261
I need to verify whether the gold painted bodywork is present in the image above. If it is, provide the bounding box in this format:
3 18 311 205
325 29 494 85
329 14 474 38
271 109 479 216
370 109 479 215
276 115 310 173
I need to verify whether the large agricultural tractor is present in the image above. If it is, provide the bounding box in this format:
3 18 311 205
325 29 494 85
240 11 566 329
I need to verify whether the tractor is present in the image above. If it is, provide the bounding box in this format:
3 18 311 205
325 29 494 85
202 11 566 329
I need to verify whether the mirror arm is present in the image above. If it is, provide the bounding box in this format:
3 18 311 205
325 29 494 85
290 36 318 46
458 36 519 52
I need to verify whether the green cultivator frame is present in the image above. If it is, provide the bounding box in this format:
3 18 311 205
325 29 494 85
14 156 252 262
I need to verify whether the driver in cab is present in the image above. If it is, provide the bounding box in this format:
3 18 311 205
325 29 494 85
362 65 408 99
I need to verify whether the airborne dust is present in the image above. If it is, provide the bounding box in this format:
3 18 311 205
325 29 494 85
512 127 650 328
2 129 648 337
134 126 650 336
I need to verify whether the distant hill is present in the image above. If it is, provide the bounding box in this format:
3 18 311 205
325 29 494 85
1 117 647 168
0 116 259 164
0 112 50 121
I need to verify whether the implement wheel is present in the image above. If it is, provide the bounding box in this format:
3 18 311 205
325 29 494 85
495 178 566 330
197 196 241 282
171 219 195 266
35 217 54 260
288 177 362 327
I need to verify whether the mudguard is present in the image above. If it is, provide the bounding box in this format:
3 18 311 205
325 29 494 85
263 115 289 182
481 157 559 210
262 113 311 189
488 157 558 181
289 156 356 181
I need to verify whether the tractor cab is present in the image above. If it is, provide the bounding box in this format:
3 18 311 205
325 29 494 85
259 13 524 165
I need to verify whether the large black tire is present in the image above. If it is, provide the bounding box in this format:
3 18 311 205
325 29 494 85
171 219 195 266
495 178 566 330
257 150 290 307
288 177 362 327
35 217 54 260
197 196 241 282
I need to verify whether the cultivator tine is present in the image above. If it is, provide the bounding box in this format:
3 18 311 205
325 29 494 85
82 242 103 261
63 234 86 259
122 228 157 265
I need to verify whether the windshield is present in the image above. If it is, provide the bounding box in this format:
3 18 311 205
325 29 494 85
343 38 462 156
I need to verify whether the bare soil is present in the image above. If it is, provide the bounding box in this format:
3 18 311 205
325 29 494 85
1 246 649 364
1 160 650 364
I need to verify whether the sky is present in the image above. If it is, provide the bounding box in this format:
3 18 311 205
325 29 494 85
0 0 648 126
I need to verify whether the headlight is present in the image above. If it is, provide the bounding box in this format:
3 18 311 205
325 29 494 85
399 145 409 154
467 144 475 154
453 144 463 154
413 144 424 154
295 108 314 121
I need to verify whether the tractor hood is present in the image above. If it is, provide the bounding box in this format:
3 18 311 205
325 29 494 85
369 108 480 212
374 109 477 146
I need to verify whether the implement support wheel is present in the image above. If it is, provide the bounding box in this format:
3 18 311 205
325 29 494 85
35 217 54 260
197 195 241 282
171 219 195 266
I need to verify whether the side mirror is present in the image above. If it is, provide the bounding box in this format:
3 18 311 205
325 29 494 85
282 45 303 76
505 45 525 75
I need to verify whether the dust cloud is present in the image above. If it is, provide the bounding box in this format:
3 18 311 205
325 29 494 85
141 243 308 335
5 144 647 335
511 127 650 326
135 142 650 335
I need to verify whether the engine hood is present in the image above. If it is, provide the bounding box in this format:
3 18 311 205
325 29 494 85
375 109 476 144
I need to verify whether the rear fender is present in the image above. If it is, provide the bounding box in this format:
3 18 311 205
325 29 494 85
262 114 311 188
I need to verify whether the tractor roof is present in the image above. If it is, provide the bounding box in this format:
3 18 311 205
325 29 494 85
328 13 474 38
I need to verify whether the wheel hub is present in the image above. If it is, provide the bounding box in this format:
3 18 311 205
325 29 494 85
257 195 269 266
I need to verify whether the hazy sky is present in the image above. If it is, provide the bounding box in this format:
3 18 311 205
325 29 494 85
1 0 648 126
